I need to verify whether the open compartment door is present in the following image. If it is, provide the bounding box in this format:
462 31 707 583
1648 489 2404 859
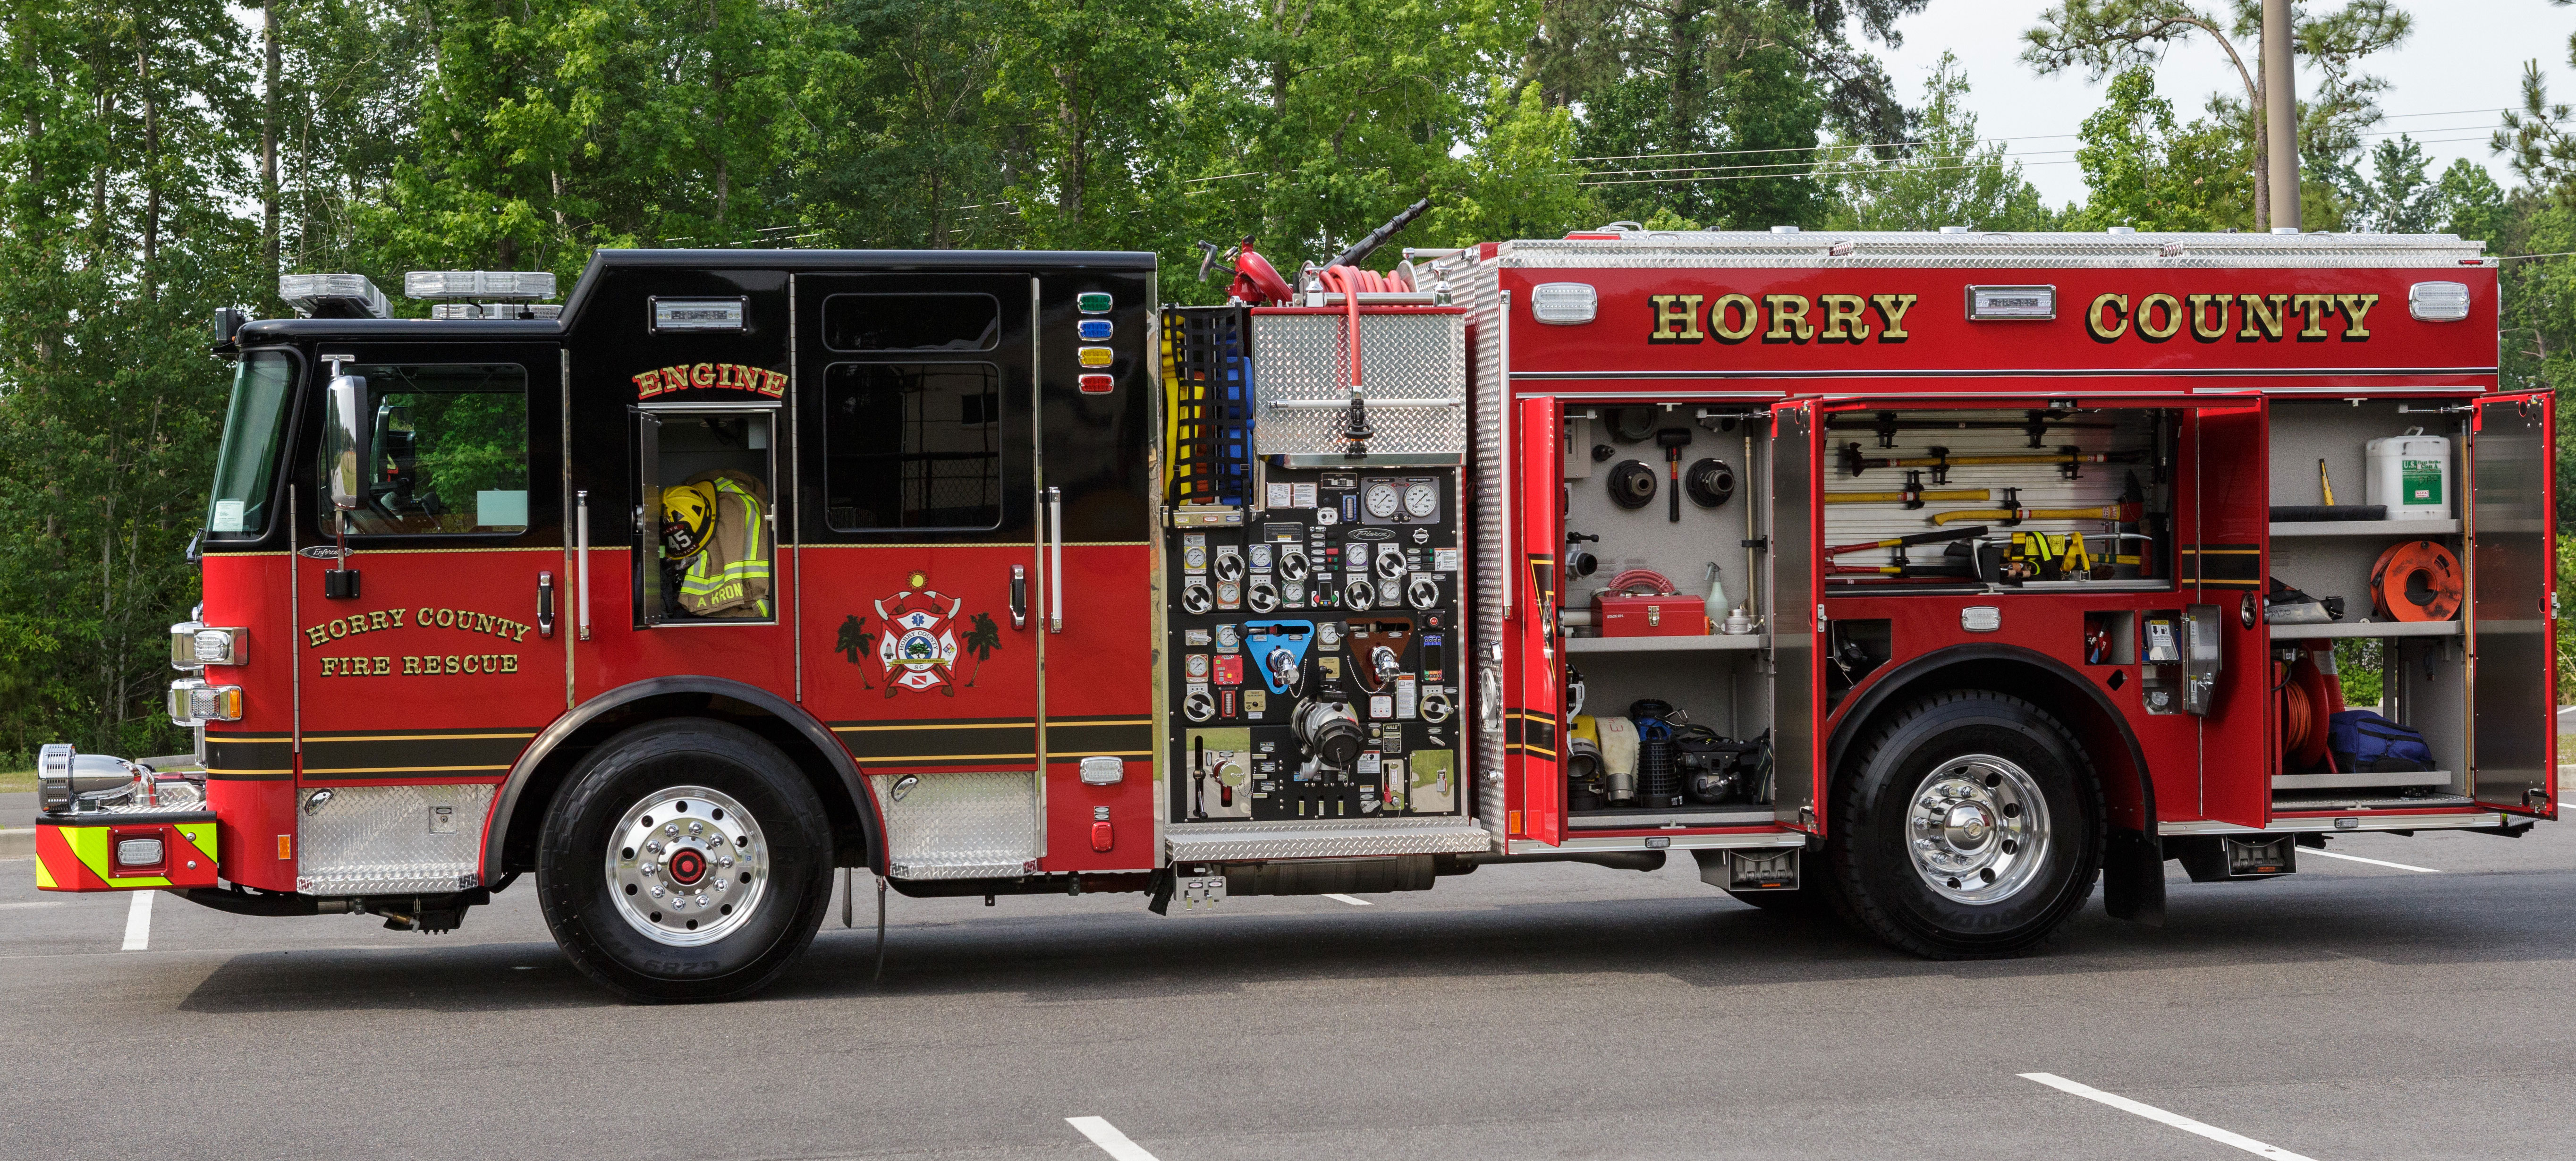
1508 395 1565 845
1771 401 1824 833
2192 400 2271 828
2471 392 2558 818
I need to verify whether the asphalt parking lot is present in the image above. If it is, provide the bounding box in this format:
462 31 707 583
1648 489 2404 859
4 801 2573 1161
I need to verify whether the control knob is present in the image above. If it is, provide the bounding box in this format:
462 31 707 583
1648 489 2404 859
1343 579 1375 611
1375 551 1407 580
1278 549 1310 582
1181 582 1213 614
1407 576 1440 610
1247 581 1280 612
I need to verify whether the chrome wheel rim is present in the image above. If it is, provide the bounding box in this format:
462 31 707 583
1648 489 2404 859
606 786 768 946
1905 754 2049 905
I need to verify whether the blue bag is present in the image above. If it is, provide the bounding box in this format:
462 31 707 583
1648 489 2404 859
2326 710 2436 773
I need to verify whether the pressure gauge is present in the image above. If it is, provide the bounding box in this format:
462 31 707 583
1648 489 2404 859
1365 482 1401 519
1403 481 1439 519
1183 543 1208 571
1248 544 1272 570
1318 620 1343 648
1185 654 1211 679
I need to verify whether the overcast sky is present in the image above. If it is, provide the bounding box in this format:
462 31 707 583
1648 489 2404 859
1870 0 2573 206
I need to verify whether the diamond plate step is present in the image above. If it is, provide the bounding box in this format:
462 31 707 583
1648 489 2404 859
1165 816 1493 862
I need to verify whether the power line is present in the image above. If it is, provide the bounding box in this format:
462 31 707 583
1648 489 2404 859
1566 105 2527 167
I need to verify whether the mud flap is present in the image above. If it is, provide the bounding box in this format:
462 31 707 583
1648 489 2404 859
2100 827 2164 926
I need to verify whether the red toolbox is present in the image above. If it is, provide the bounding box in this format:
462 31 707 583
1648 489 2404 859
1593 571 1708 637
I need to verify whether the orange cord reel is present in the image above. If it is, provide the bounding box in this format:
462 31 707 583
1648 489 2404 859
2368 540 2463 622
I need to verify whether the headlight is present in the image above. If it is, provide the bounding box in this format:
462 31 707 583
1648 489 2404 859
170 621 246 668
168 677 243 725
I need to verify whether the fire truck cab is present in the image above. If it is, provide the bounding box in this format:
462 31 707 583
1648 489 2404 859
34 229 2555 1000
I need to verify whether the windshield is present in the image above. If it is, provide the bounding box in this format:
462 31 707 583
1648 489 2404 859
204 350 297 537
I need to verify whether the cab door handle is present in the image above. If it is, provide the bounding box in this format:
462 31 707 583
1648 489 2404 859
1010 565 1028 629
537 572 557 639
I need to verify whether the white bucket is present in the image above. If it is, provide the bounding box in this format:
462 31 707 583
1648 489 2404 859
2365 427 2450 520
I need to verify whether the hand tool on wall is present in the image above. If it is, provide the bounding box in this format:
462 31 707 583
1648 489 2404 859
1823 470 1989 509
1840 442 2143 482
1657 428 1693 522
1825 409 2114 449
1928 487 2144 526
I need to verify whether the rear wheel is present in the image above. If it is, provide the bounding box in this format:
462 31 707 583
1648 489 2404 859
536 719 832 1001
1826 690 2101 958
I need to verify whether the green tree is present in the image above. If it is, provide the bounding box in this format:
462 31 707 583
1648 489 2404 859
1821 52 2052 231
0 0 266 759
2064 67 2240 230
1425 80 1601 246
2024 0 2412 231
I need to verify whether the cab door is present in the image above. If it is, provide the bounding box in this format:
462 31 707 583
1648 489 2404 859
2470 392 2558 818
292 341 565 895
1771 400 1824 833
1030 267 1159 872
793 272 1046 875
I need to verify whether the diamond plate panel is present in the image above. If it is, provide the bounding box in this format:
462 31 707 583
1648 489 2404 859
297 784 494 896
1251 312 1466 455
1165 816 1494 862
870 771 1041 880
1442 259 1512 842
1493 230 2488 270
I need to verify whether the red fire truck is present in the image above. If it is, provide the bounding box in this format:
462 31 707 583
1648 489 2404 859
35 227 2554 1001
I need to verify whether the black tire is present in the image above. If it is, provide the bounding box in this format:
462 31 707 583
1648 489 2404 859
536 719 833 1001
1824 690 2101 958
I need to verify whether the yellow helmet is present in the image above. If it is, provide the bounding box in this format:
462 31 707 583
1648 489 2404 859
661 483 717 559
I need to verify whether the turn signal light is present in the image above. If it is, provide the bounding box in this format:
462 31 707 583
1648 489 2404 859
168 678 243 725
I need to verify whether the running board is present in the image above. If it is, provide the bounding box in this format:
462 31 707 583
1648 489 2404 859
2162 810 2508 836
1165 816 1493 862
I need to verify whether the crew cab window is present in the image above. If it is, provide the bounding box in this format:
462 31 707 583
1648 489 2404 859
318 364 530 536
822 362 1003 531
822 293 1000 351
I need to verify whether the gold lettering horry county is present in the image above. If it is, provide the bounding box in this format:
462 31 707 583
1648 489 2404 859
1648 295 1705 343
1762 295 1814 342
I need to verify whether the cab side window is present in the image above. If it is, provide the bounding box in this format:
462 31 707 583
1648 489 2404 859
649 411 776 621
319 364 530 536
821 362 1003 531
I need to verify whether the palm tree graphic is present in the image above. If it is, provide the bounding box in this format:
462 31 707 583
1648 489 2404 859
835 614 876 688
961 612 1001 686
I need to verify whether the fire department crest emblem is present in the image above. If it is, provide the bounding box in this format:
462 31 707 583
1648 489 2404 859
874 583 963 696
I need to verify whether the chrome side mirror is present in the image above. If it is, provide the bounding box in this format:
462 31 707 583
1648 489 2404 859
323 374 367 513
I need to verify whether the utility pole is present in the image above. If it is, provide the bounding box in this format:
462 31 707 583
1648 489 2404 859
2263 0 2299 231
262 0 280 284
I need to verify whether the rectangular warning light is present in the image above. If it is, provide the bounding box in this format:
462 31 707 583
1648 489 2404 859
1078 346 1114 367
1966 285 2056 321
1076 291 1113 314
1077 319 1113 340
1077 373 1114 393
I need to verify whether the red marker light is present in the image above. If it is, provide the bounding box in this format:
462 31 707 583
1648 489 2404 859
1077 373 1113 394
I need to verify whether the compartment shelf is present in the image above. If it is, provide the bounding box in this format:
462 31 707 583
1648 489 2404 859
2267 619 2459 640
2271 769 2453 790
2269 518 2460 537
1564 634 1764 654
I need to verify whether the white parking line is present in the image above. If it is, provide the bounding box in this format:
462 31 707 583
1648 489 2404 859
1322 893 1373 906
120 890 153 951
1066 1116 1160 1161
2302 847 2439 873
0 901 66 910
2021 1073 2317 1160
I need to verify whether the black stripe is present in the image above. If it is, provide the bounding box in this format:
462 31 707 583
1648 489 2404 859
1048 719 1152 755
1525 719 1558 752
2183 544 2262 585
204 735 291 775
300 733 531 773
831 720 1035 764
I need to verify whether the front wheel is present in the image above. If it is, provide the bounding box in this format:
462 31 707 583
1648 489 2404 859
1826 690 2101 958
537 719 833 1001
